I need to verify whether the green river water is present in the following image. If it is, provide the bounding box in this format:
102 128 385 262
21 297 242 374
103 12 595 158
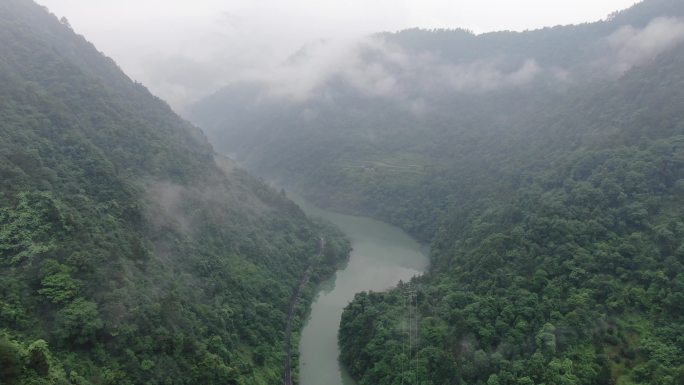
292 196 430 385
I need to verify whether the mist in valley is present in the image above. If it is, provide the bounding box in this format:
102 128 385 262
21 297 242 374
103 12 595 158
36 0 639 111
3 1 684 385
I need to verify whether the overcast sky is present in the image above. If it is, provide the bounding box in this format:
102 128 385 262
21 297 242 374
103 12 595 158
35 0 639 110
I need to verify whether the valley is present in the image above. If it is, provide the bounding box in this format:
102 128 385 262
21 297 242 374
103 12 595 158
2 1 684 384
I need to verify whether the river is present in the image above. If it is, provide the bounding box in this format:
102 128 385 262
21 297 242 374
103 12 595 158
291 195 430 385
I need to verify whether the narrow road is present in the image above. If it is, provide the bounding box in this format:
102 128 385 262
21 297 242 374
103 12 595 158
283 236 325 385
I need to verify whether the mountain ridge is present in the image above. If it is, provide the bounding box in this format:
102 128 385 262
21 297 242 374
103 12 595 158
0 1 350 384
189 0 684 383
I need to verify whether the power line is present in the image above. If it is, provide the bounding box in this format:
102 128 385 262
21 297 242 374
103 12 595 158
402 282 419 385
401 287 407 385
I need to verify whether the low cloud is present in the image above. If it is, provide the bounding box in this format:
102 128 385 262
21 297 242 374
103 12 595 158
145 181 194 235
604 17 684 74
247 16 684 107
238 36 545 107
435 58 541 92
37 0 643 111
241 39 366 101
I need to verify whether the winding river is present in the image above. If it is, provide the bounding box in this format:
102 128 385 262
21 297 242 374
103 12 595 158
291 195 430 385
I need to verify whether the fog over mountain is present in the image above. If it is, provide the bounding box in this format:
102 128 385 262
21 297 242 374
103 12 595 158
231 14 684 107
187 1 684 384
35 0 638 111
4 1 684 385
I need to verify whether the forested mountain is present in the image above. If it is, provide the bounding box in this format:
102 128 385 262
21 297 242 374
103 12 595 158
190 0 684 384
0 1 350 384
189 0 684 240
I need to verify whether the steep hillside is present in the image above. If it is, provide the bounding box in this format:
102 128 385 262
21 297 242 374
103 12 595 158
0 1 349 385
190 0 684 384
189 0 684 242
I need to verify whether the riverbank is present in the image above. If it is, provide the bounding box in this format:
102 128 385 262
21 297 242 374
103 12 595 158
283 237 324 385
291 195 429 385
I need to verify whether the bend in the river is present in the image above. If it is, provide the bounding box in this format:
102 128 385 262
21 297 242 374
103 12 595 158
291 194 430 385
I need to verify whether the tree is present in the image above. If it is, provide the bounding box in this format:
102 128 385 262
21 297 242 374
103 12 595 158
0 336 24 382
55 299 103 345
27 339 51 376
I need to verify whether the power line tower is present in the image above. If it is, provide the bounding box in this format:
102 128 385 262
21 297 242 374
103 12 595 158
402 282 419 385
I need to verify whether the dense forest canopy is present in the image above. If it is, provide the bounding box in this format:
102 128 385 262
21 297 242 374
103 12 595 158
190 0 684 384
0 1 350 384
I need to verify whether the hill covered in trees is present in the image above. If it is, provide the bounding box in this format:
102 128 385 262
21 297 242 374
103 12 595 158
190 0 684 384
0 1 350 384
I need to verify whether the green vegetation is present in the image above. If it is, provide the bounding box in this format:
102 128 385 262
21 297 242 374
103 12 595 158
191 1 684 383
0 1 349 384
339 136 684 384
